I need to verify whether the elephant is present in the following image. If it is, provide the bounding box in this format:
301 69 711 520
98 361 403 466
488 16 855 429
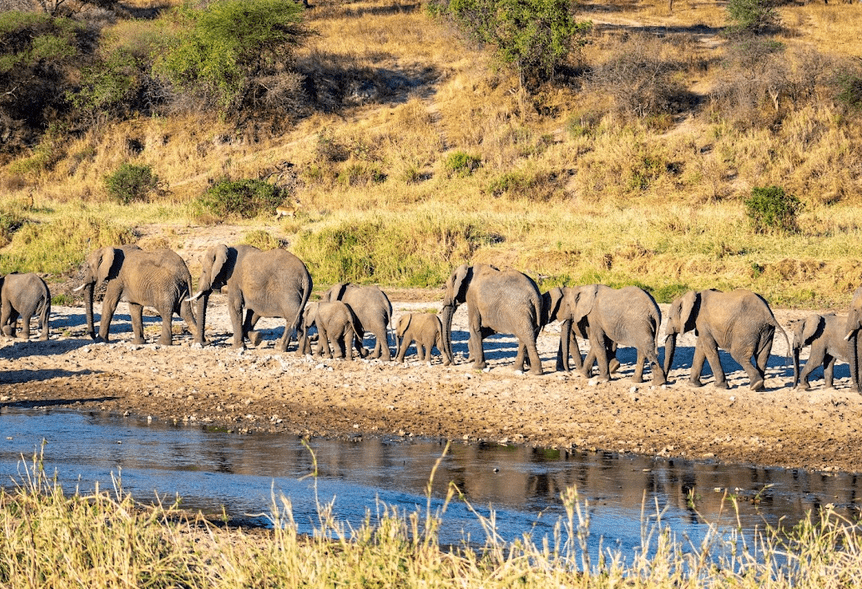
549 284 665 384
543 286 618 375
74 245 199 345
321 283 392 360
189 244 312 351
0 272 50 341
395 312 452 365
440 264 543 375
298 301 362 360
790 313 849 390
664 289 790 391
844 287 862 392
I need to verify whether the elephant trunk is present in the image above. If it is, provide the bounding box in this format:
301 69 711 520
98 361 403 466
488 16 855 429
84 283 96 340
663 333 677 376
196 293 209 346
558 319 573 372
792 344 801 388
440 304 456 364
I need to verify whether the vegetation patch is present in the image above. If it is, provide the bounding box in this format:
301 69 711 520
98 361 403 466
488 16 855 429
195 178 288 221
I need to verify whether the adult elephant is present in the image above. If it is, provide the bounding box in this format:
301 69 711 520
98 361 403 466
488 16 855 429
843 287 862 392
664 289 789 391
189 244 312 351
321 282 392 360
74 245 199 345
441 263 543 375
551 284 665 385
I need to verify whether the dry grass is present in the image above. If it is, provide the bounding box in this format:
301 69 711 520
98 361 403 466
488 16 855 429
4 451 862 588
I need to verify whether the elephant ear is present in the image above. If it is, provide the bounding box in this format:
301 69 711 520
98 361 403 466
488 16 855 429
447 265 471 305
802 315 825 346
304 302 318 327
96 247 117 285
209 244 230 285
329 282 347 302
679 290 699 334
573 285 598 324
396 314 412 338
545 287 564 324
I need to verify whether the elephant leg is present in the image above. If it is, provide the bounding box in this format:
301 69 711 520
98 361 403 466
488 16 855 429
823 353 836 389
750 333 774 390
730 345 764 391
17 312 31 340
396 335 410 362
374 327 391 361
514 343 527 372
589 332 611 382
799 345 825 391
6 310 20 338
701 338 728 389
99 282 124 342
158 310 174 346
129 302 146 345
580 347 596 378
468 316 486 370
179 299 199 345
227 292 245 348
609 342 620 374
690 342 708 387
632 349 646 383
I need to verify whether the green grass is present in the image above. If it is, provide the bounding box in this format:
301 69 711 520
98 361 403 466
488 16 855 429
4 449 862 588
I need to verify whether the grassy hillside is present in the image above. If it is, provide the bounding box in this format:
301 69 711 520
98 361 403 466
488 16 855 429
2 0 862 308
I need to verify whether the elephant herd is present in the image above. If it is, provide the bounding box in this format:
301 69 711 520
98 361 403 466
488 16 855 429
3 245 862 393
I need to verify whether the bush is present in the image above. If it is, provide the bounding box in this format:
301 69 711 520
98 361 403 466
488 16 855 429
196 178 286 220
153 0 307 115
104 163 160 204
444 151 482 177
430 0 590 87
725 0 779 35
744 185 801 233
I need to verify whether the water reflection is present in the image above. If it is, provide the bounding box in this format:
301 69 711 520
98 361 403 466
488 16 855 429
1 408 859 554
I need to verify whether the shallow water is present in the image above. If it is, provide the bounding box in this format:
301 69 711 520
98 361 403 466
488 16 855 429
1 408 859 557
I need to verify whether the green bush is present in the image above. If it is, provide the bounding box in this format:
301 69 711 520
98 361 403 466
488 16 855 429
430 0 590 87
104 163 160 204
196 178 286 219
153 0 307 114
725 0 779 35
444 151 482 177
744 185 802 233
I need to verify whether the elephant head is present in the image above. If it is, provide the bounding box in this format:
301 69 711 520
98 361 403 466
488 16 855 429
75 247 122 340
789 315 825 388
542 286 565 328
321 282 347 302
663 290 700 375
439 264 472 363
187 244 233 344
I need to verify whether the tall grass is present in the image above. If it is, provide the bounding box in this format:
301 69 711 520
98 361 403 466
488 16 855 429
3 450 862 588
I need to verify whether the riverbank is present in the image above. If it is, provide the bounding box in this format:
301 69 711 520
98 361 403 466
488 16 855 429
1 297 860 473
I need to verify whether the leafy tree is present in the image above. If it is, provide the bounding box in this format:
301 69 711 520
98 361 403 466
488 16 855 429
0 11 91 151
744 185 801 234
104 163 160 204
432 0 590 88
153 0 308 115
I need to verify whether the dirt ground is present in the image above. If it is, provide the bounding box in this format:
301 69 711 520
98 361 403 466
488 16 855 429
1 291 860 474
1 225 861 474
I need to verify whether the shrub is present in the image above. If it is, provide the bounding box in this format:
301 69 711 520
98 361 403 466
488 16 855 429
430 0 591 87
196 178 286 220
153 0 307 115
444 151 482 177
744 185 802 233
104 163 160 204
835 58 862 110
725 0 779 35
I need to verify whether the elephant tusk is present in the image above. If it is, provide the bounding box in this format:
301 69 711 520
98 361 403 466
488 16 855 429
72 283 88 292
845 330 856 341
185 290 204 303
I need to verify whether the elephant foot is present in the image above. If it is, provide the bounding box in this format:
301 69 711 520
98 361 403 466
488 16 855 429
528 365 543 376
631 374 644 384
689 378 705 388
749 378 765 392
609 359 621 374
474 361 487 370
132 337 146 345
158 337 173 346
248 331 263 347
714 380 729 390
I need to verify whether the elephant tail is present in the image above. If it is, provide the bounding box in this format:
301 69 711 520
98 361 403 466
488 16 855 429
288 270 313 343
774 320 792 372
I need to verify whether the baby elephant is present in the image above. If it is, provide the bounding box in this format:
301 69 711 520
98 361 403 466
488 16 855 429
299 301 363 360
789 313 849 390
395 312 452 365
1 272 50 341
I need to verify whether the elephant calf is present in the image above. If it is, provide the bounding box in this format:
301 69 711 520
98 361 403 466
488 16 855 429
0 272 50 341
395 312 452 365
300 301 363 360
789 313 850 390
